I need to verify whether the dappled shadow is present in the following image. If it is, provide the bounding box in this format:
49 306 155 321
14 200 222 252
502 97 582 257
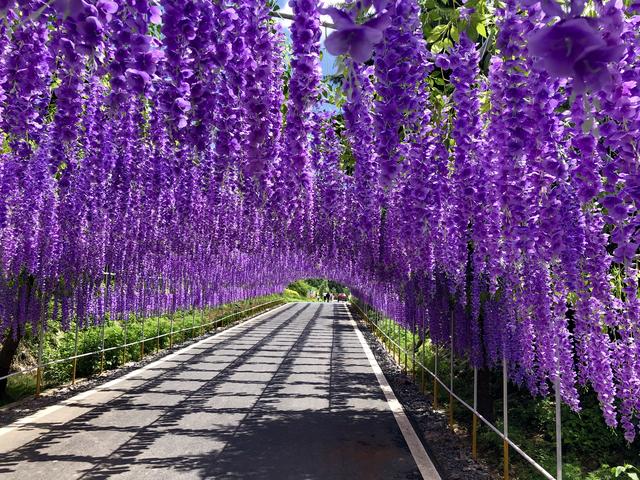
0 303 421 479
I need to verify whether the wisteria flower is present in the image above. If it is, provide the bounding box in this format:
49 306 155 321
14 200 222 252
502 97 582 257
321 7 391 63
527 18 623 92
458 6 475 20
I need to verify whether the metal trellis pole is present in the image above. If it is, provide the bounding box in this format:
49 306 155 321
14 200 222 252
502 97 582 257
101 270 109 373
555 364 563 480
421 319 426 394
434 344 439 410
503 357 509 480
472 366 478 459
449 312 454 430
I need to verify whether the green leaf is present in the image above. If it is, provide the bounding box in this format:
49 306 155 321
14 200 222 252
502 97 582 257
427 24 448 43
450 24 460 42
476 23 487 38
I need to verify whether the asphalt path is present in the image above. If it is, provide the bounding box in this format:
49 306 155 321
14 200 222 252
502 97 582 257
0 302 439 479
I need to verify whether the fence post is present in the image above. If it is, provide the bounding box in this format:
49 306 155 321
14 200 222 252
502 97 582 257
200 288 206 336
403 321 408 374
122 314 128 365
100 320 106 374
434 345 439 410
449 311 454 429
503 357 509 480
555 369 563 480
411 318 416 382
420 318 426 394
72 319 79 385
35 305 45 398
140 291 146 361
156 313 160 353
395 320 400 364
169 310 174 348
101 270 109 374
191 292 196 338
472 366 478 459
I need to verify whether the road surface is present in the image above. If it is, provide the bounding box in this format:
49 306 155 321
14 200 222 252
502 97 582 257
0 302 440 479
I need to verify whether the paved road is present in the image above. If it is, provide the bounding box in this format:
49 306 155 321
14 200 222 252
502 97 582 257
0 302 438 479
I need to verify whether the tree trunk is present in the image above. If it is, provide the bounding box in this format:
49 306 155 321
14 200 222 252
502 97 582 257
0 330 22 400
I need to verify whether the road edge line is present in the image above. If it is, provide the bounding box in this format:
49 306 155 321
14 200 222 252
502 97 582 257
343 304 442 480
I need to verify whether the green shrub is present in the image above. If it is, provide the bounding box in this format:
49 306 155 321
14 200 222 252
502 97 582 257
284 288 301 298
4 294 285 404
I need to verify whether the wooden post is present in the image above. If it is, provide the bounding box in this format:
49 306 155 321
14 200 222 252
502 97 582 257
122 314 128 365
72 319 79 385
169 310 174 348
35 306 45 398
200 289 206 336
100 320 106 374
156 314 160 353
403 322 408 374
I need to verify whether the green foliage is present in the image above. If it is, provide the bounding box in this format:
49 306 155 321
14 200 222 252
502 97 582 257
1 295 284 406
287 280 315 297
419 0 495 53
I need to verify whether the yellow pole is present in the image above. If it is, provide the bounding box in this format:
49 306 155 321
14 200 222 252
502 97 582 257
169 313 174 347
472 414 478 459
100 321 106 374
72 320 79 385
35 312 44 398
122 316 128 365
503 439 509 480
403 325 408 374
449 392 454 429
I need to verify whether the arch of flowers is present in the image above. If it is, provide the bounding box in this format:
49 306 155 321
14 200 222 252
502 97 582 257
0 0 638 441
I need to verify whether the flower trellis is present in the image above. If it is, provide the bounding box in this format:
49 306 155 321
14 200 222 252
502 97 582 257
0 0 638 441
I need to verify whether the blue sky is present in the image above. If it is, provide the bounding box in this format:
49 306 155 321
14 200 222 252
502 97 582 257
275 0 339 77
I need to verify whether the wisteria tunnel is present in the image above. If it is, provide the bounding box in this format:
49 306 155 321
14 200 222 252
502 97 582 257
0 0 638 478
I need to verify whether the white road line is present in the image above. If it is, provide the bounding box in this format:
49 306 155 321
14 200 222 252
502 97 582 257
344 304 442 480
0 302 291 439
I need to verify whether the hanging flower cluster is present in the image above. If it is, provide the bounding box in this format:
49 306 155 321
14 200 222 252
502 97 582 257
0 0 638 441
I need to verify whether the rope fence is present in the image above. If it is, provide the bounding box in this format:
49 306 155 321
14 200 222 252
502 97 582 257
1 299 285 396
350 299 562 480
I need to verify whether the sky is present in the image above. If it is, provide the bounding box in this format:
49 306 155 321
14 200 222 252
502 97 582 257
274 0 339 77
